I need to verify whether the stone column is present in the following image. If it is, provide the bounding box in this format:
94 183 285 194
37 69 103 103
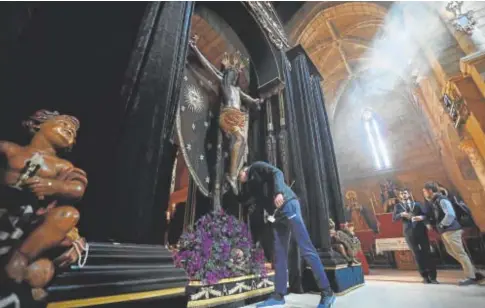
459 138 485 191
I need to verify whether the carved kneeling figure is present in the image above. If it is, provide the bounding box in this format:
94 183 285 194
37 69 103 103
6 206 80 283
0 110 89 300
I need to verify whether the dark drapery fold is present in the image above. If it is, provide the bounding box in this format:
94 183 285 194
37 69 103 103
284 46 347 267
310 76 346 225
112 1 194 243
281 52 310 225
289 52 330 249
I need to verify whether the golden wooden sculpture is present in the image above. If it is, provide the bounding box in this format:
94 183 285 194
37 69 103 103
0 110 88 300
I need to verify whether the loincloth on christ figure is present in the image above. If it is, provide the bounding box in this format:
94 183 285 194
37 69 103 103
219 107 247 134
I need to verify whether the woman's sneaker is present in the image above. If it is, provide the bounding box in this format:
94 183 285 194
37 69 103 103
458 278 477 286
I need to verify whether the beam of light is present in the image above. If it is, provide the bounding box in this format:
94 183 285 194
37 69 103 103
372 119 391 168
365 120 381 169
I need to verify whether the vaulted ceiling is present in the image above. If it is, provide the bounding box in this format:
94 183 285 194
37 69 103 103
288 2 390 114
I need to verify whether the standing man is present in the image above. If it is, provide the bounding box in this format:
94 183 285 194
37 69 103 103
238 161 335 308
392 188 437 284
422 182 484 286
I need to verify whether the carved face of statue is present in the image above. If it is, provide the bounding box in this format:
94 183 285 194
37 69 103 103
38 117 78 149
222 68 239 86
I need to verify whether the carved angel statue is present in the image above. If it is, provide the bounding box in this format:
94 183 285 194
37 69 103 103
188 35 262 195
0 110 88 300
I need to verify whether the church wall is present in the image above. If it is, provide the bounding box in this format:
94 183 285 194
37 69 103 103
341 163 451 232
332 80 442 183
417 75 485 231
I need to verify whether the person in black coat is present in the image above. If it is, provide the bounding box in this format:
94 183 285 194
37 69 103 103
393 188 437 284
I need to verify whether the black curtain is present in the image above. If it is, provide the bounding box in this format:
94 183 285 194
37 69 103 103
284 46 346 266
310 75 345 225
110 1 194 244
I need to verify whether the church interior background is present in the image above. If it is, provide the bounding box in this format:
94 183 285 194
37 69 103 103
1 1 485 308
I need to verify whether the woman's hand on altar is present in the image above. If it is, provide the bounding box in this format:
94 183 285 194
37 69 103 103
25 177 59 200
274 193 284 208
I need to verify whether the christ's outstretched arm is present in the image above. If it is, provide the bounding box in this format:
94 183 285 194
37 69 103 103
189 36 222 81
239 90 261 106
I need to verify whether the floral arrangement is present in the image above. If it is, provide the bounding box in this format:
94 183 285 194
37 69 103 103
174 209 267 284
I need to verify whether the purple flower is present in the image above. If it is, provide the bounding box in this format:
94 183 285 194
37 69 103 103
174 210 267 284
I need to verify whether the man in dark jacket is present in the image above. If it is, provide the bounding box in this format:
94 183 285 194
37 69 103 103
238 161 335 308
423 182 484 286
392 188 437 283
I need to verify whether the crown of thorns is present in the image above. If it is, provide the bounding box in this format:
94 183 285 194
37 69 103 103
221 51 248 72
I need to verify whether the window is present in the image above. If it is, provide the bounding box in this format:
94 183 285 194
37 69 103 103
362 109 391 170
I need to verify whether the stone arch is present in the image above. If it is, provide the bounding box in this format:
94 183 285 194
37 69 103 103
296 2 387 46
287 2 389 44
286 2 388 110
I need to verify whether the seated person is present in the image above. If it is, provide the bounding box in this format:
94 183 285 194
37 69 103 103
329 219 360 264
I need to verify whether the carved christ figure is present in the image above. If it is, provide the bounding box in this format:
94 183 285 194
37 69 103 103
189 35 262 194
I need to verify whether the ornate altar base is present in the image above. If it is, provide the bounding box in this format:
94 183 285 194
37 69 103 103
44 242 188 308
34 243 274 308
187 272 275 308
302 264 365 295
0 245 276 308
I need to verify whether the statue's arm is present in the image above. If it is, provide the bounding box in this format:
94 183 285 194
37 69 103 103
0 141 17 186
239 90 261 105
55 166 88 200
189 41 222 81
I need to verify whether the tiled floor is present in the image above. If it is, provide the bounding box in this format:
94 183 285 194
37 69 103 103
244 270 485 308
365 268 471 285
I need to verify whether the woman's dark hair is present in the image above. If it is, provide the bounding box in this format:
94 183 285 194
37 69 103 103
423 181 439 193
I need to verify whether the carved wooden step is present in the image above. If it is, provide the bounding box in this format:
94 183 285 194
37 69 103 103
46 242 188 306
